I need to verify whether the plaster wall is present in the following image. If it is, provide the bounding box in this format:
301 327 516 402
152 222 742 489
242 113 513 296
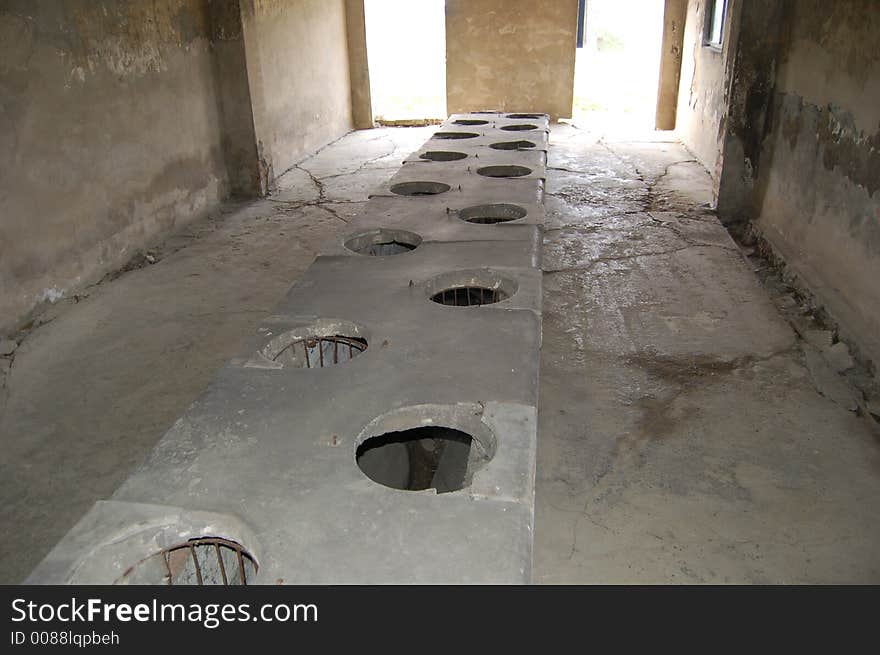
445 0 578 120
241 0 354 189
0 0 256 336
675 0 740 186
753 0 880 365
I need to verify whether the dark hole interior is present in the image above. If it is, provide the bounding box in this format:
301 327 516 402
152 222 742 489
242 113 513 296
433 131 479 140
390 181 451 196
476 165 532 178
489 140 537 150
364 240 416 256
506 113 544 119
356 426 483 493
459 203 527 224
419 151 468 161
500 124 538 131
453 119 489 125
430 286 507 306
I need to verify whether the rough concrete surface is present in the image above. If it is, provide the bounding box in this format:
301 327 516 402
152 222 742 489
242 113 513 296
3 124 879 583
27 113 545 584
534 124 880 583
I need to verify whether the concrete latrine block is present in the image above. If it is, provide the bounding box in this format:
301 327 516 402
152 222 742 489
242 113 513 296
27 112 546 584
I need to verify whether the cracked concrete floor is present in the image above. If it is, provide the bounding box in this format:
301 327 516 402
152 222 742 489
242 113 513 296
1 124 878 583
534 124 880 583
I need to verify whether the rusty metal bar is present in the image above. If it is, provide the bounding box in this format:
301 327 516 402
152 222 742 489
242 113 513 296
215 542 228 585
190 544 203 585
163 551 173 586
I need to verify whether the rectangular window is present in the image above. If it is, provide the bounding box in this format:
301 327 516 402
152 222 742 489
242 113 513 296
576 0 587 48
704 0 727 48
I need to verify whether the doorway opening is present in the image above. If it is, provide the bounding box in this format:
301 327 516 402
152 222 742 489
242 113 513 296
363 0 447 125
572 0 665 130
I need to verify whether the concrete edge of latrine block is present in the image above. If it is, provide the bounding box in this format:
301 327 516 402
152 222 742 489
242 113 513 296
272 253 543 319
425 130 550 151
28 400 538 584
25 501 261 585
114 397 536 583
354 193 546 229
370 173 545 203
27 113 546 584
323 221 542 258
389 162 547 184
404 145 548 168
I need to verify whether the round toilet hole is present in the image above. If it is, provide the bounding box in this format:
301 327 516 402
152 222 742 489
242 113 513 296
489 140 536 150
433 131 479 140
459 203 527 224
426 270 518 307
117 537 257 585
344 228 422 256
500 124 538 131
419 151 468 162
431 286 508 306
269 336 366 369
255 320 368 370
356 426 490 493
476 165 532 178
453 119 489 126
390 181 451 196
506 113 545 119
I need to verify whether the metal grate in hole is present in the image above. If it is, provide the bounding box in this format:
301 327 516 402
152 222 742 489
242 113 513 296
430 286 508 307
273 335 367 369
118 537 258 585
344 228 422 256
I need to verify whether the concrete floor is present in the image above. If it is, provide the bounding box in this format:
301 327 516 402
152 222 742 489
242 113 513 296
1 125 878 583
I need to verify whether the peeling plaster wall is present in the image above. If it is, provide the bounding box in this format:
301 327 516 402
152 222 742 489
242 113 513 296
0 0 258 336
753 1 880 365
675 0 741 188
714 0 783 225
445 0 578 120
240 0 353 190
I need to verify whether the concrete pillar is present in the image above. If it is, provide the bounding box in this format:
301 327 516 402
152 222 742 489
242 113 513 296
345 0 374 129
655 0 687 130
208 0 262 197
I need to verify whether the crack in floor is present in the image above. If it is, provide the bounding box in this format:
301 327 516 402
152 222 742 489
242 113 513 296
542 243 740 274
